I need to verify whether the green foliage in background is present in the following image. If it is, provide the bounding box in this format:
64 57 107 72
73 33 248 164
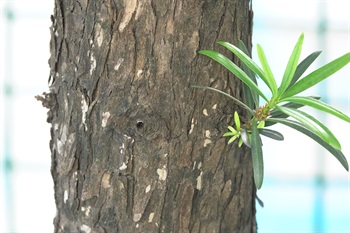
194 33 350 189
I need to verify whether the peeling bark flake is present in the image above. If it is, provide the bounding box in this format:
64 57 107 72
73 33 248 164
119 0 137 32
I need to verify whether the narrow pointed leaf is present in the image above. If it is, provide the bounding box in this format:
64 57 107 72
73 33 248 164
287 51 322 90
219 41 268 98
267 118 349 171
283 96 350 123
237 40 260 109
266 96 321 127
251 120 264 189
228 135 238 144
276 106 342 150
258 128 284 141
234 112 241 131
192 85 255 116
278 33 304 96
257 44 278 96
282 52 350 99
198 50 269 101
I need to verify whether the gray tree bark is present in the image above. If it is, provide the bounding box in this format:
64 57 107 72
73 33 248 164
42 0 256 232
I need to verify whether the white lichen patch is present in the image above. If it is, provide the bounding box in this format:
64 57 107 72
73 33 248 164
57 139 63 155
189 118 195 134
119 162 127 171
133 213 142 222
196 171 203 190
89 52 96 75
145 184 151 193
114 58 124 71
203 139 211 147
212 104 217 110
157 167 167 181
203 109 208 116
80 224 91 233
205 130 211 138
198 161 202 170
101 111 110 128
119 0 137 32
81 96 88 131
81 206 91 217
64 190 68 203
148 212 155 223
97 29 103 47
137 69 143 78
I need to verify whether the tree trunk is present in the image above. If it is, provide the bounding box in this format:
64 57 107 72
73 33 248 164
45 0 256 232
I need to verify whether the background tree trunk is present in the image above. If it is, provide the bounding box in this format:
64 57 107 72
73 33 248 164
46 0 256 232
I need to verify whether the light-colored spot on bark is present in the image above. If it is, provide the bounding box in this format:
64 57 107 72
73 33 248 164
81 95 88 130
119 143 125 154
57 139 63 155
189 31 199 58
203 109 208 116
136 223 139 228
80 225 91 233
145 185 151 193
189 118 195 134
133 213 142 222
157 167 167 181
198 161 202 169
119 162 127 170
102 173 111 188
203 139 211 147
64 190 68 203
212 104 217 110
54 123 58 131
81 206 91 216
135 0 144 20
137 69 143 77
192 161 196 170
114 58 124 71
97 29 103 47
164 153 168 157
101 111 110 128
89 53 96 75
196 172 203 190
148 212 155 222
119 0 137 32
205 130 211 138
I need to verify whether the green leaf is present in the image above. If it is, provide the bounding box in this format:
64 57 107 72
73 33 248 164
192 85 255 116
228 135 239 144
198 50 269 101
282 96 350 123
257 44 278 96
251 120 264 189
258 128 284 141
237 40 260 110
218 41 268 97
287 51 322 90
282 52 350 99
275 106 342 150
266 96 321 127
278 33 304 96
234 112 241 131
267 118 349 171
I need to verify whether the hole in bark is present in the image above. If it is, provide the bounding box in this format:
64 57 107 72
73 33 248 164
136 121 144 129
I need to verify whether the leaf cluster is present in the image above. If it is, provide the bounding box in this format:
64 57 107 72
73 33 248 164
194 33 350 189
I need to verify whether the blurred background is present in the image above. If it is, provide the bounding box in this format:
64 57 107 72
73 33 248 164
0 0 349 232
